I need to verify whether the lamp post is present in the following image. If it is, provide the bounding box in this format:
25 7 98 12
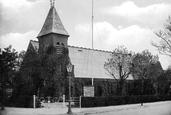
141 79 144 106
67 61 73 114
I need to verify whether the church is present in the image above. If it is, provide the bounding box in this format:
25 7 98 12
28 2 116 79
25 1 133 97
29 5 115 80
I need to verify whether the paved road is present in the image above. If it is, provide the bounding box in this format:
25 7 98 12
0 101 171 115
83 101 171 115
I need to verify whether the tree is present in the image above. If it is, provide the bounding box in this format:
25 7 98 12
18 44 69 102
156 70 170 95
15 43 44 108
131 50 160 95
104 46 132 96
16 50 25 71
40 45 69 97
165 66 171 94
19 43 41 95
155 65 171 95
0 45 18 110
9 51 26 106
152 16 171 57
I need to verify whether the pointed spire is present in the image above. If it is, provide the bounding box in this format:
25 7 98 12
37 1 69 38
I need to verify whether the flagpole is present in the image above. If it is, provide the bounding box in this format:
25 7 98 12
92 0 94 86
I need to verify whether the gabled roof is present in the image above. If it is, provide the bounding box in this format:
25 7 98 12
30 40 39 52
37 6 69 38
29 40 133 80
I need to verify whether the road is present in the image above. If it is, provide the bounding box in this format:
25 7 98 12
83 101 171 115
0 101 171 115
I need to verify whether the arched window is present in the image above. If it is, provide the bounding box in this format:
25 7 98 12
61 43 64 46
56 42 60 45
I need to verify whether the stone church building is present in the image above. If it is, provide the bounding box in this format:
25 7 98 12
28 4 115 79
25 2 133 97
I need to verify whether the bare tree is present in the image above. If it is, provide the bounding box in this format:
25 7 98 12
104 46 132 96
152 16 171 57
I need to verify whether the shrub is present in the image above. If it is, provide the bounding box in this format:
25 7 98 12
94 97 106 107
81 97 95 107
81 95 171 107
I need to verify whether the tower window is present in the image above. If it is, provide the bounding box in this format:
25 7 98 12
61 43 64 46
56 42 60 45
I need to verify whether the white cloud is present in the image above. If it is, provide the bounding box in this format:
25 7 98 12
105 1 171 28
1 0 34 9
0 0 34 35
0 0 47 35
74 22 154 52
73 21 170 69
0 31 37 52
75 24 90 35
95 22 157 53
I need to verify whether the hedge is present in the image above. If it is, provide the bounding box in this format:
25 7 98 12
81 94 171 107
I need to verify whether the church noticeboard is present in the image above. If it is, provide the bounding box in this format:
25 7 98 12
83 86 94 97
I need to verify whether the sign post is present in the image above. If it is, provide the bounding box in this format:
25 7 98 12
83 86 94 97
33 95 36 108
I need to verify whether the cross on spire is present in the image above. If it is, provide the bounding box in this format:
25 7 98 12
50 0 55 7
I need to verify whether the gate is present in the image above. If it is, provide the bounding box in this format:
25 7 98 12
65 96 82 108
33 95 82 108
33 95 65 108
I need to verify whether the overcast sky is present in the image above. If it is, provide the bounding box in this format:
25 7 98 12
0 0 171 69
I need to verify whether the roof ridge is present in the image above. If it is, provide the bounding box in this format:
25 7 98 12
68 45 112 53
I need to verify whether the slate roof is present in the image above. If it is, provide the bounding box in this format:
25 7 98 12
68 46 113 79
29 40 133 79
37 6 69 38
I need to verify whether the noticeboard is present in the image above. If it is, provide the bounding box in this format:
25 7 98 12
83 86 94 97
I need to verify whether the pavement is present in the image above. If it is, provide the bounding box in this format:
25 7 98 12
0 101 171 115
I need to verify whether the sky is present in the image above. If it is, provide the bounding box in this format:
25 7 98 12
0 0 171 69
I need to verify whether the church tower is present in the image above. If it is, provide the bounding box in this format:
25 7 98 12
37 0 69 53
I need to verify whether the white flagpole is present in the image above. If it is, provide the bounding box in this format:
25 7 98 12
92 0 94 86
